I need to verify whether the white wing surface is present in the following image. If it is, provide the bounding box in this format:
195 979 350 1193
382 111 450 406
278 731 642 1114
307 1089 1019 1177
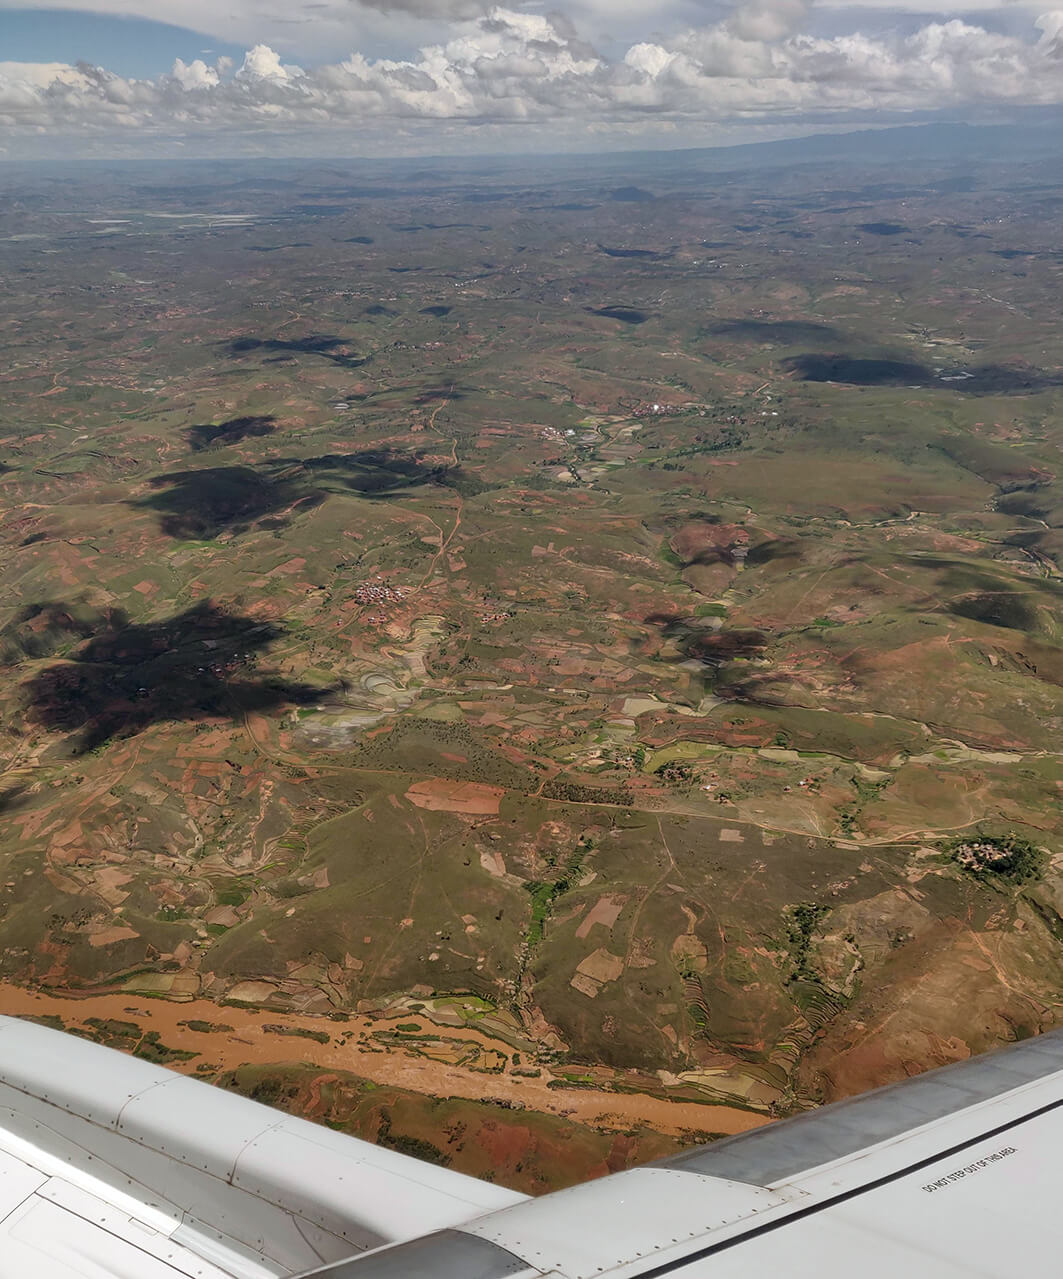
0 1015 524 1277
1 1013 1062 1278
301 1025 1063 1279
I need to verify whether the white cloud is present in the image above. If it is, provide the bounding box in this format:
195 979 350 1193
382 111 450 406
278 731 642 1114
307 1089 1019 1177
170 58 220 90
238 44 302 81
1036 8 1063 50
0 4 1062 148
625 42 679 77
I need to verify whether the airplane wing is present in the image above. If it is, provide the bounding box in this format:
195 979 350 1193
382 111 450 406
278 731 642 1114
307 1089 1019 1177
0 1014 1059 1278
0 1015 524 1278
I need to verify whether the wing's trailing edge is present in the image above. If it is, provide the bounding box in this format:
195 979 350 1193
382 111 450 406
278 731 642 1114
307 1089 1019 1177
304 1025 1063 1278
0 1014 1061 1277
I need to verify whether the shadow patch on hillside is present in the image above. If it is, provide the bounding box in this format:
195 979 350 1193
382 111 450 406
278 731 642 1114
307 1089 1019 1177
0 602 111 663
598 245 671 261
138 444 488 540
788 354 1063 394
133 466 313 539
301 449 442 496
915 554 1062 631
300 449 488 498
786 354 928 386
745 538 806 567
225 334 366 370
949 592 1038 631
25 602 329 754
585 306 649 325
187 416 277 452
643 611 768 670
997 489 1063 524
713 669 791 706
413 384 467 406
0 785 30 815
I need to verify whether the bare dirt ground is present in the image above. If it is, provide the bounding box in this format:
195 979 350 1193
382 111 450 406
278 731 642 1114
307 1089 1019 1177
0 983 766 1139
404 779 505 814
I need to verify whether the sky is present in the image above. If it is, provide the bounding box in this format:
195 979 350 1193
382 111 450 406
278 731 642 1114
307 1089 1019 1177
1 0 1062 158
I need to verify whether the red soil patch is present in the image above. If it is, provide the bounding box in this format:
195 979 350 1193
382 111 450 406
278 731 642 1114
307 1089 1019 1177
405 780 504 815
670 521 749 563
476 1119 533 1164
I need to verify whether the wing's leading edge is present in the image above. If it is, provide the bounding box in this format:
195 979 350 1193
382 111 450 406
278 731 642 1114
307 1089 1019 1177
0 1015 523 1277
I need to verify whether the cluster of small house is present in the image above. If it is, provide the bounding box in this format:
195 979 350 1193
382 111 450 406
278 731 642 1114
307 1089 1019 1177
355 578 407 607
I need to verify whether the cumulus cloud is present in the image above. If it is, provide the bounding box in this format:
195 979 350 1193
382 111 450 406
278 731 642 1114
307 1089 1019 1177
1 4 1062 147
171 58 220 90
238 45 303 81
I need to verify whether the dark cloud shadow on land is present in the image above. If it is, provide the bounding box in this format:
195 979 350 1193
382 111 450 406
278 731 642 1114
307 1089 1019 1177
0 785 30 816
131 466 318 539
187 416 277 452
786 354 929 386
712 668 794 707
787 354 1063 394
948 593 1039 630
0 602 104 663
642 611 769 667
413 384 467 405
744 538 806 568
597 245 672 261
134 449 488 540
25 602 334 754
585 305 649 325
297 449 487 498
639 611 782 706
225 334 366 370
908 554 1063 633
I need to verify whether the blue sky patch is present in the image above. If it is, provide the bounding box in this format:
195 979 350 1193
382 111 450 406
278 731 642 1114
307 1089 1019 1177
0 8 244 76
